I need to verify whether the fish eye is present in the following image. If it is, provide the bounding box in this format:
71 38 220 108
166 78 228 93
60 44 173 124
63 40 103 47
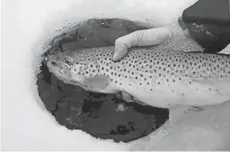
64 57 72 65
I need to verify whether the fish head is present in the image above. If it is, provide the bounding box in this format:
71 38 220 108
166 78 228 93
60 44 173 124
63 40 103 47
46 51 92 86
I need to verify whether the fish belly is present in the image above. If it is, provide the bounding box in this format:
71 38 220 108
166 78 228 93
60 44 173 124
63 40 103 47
122 78 230 108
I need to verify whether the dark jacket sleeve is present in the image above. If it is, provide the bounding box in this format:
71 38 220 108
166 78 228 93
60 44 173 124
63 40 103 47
182 0 230 53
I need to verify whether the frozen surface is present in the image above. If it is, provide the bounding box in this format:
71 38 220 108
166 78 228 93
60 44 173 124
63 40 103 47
1 0 230 150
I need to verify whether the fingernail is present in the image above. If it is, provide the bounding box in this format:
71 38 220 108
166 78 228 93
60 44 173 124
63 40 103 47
112 52 120 61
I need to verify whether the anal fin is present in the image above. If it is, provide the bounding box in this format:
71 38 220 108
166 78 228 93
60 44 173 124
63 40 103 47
169 106 203 127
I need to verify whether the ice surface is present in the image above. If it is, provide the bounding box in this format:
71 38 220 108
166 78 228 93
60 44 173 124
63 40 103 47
2 0 230 150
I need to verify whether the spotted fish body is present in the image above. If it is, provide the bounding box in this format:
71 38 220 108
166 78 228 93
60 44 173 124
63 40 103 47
47 36 230 109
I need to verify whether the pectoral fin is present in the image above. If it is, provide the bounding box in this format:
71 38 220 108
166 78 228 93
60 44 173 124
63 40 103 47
82 75 119 94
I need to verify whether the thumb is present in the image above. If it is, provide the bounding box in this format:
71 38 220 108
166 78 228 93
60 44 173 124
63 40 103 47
113 37 129 61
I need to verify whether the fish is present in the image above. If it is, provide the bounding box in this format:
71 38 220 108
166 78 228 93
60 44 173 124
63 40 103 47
46 35 230 110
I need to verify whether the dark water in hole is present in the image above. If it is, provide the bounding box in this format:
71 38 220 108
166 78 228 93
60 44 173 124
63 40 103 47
36 18 169 142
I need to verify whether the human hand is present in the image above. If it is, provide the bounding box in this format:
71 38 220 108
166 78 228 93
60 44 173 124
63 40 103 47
116 92 148 106
112 26 175 61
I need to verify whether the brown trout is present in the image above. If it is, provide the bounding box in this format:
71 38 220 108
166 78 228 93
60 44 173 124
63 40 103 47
47 36 230 109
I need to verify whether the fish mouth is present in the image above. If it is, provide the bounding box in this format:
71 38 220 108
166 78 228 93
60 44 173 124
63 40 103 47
47 60 67 75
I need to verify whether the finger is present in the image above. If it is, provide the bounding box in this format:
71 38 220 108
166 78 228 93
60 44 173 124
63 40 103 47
134 27 173 46
115 92 122 99
133 97 148 106
121 92 135 103
113 37 129 61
